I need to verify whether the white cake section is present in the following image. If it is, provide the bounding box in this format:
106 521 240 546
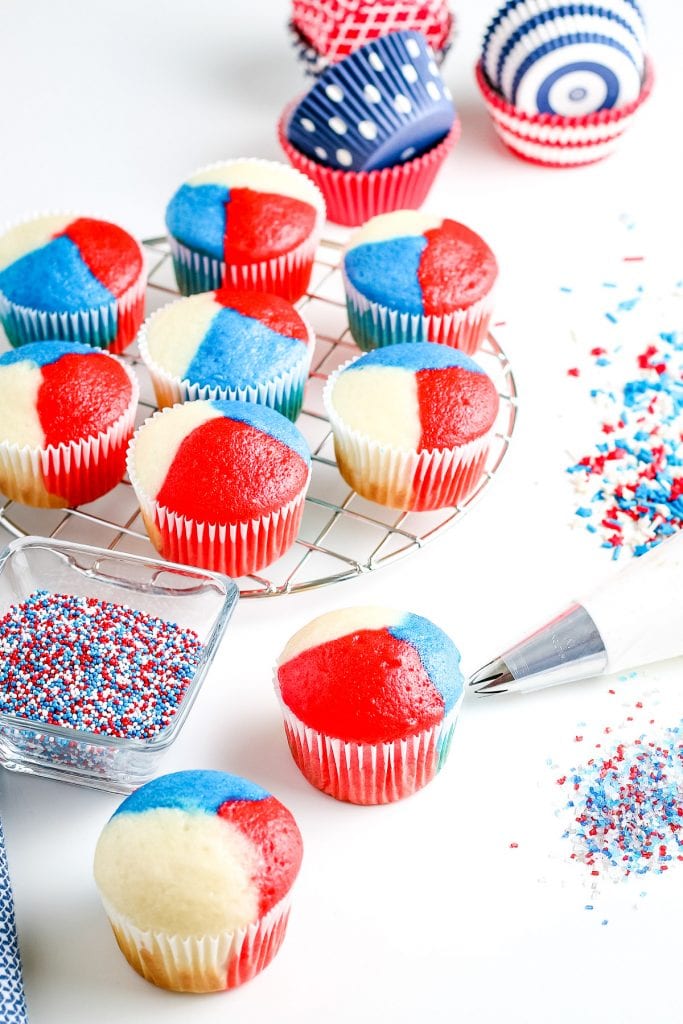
146 294 223 377
188 159 321 206
0 362 46 447
93 809 260 935
331 366 421 450
131 400 221 499
278 605 405 666
345 210 442 251
0 214 72 272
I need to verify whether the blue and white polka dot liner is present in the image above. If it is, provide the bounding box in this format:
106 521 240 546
286 30 455 172
481 1 647 115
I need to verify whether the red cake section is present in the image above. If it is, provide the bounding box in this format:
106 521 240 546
416 366 499 449
278 629 445 744
217 796 303 916
155 417 309 523
38 352 132 447
60 218 143 298
224 188 317 265
214 287 309 343
418 219 498 315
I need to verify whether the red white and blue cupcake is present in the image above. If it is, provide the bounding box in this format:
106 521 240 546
323 341 499 510
128 399 311 576
94 770 303 992
0 214 145 352
343 210 498 353
165 159 325 300
138 287 315 421
0 340 138 508
275 606 463 804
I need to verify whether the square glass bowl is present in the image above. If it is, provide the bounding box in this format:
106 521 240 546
0 536 238 793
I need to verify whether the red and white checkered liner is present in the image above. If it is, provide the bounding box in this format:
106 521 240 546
475 58 654 168
292 0 452 62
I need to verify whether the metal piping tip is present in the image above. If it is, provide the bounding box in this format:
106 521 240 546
468 657 514 695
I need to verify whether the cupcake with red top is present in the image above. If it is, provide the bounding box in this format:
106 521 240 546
275 606 463 804
94 770 303 992
165 159 325 301
0 340 138 508
323 341 499 510
343 210 498 353
128 399 311 576
138 287 315 421
0 214 145 352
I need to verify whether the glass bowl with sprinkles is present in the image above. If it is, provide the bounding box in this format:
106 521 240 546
0 536 238 793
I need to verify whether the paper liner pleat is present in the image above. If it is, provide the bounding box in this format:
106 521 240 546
279 699 461 804
344 271 494 355
101 895 291 993
0 360 139 508
137 301 316 421
278 110 460 227
475 57 653 167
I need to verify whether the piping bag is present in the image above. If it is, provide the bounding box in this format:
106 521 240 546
470 529 683 695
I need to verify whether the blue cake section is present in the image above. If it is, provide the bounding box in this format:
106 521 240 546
185 307 308 388
344 237 426 315
0 236 113 314
165 183 229 260
113 770 269 817
389 613 463 712
345 340 485 374
0 339 99 369
211 398 311 466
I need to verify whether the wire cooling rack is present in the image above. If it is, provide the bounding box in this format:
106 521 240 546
0 236 518 597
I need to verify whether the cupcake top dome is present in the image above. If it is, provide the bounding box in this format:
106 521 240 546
0 340 135 449
165 160 324 263
129 399 311 524
0 215 143 314
344 211 498 315
327 342 499 451
276 606 463 744
94 770 303 936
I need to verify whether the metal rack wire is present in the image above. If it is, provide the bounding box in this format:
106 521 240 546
0 236 518 597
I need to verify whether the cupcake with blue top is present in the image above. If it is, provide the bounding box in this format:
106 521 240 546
94 770 303 992
165 159 325 300
323 341 499 510
343 210 498 353
138 287 315 421
279 30 460 226
275 606 463 803
0 214 145 352
127 399 311 576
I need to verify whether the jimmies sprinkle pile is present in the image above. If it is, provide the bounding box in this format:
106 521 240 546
0 591 203 739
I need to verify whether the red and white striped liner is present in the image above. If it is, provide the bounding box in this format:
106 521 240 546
278 108 460 227
475 58 654 168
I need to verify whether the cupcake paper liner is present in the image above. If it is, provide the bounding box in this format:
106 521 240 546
475 57 653 167
323 362 493 511
0 360 139 509
101 894 291 993
286 30 455 173
136 302 316 421
168 159 326 301
277 696 462 804
127 424 310 576
0 212 146 354
279 107 460 226
343 271 494 354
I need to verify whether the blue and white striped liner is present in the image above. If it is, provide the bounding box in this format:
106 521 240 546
0 819 28 1024
286 30 455 172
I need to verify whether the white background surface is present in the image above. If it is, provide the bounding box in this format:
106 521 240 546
2 2 683 1021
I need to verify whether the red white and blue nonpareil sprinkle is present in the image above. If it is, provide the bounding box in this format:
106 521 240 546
0 591 202 740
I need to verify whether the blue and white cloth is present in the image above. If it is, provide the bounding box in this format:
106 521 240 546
0 818 28 1024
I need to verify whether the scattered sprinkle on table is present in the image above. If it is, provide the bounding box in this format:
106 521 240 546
0 591 203 740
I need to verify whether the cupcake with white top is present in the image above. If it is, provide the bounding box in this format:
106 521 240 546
138 287 315 421
165 159 325 300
